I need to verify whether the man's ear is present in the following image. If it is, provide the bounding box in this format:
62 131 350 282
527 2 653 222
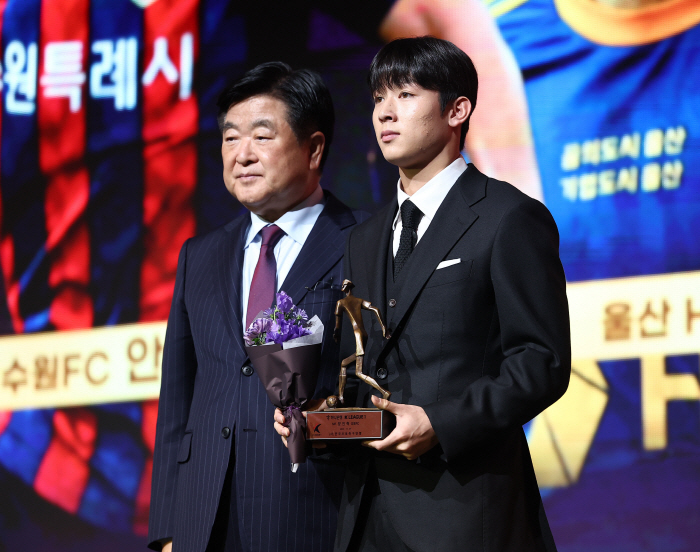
308 131 326 171
447 96 471 129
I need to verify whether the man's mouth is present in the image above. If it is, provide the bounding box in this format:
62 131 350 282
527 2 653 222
236 173 261 181
380 130 399 143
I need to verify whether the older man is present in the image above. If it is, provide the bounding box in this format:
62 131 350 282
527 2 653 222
148 62 365 552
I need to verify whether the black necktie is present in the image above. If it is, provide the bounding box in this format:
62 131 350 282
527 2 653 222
394 199 424 277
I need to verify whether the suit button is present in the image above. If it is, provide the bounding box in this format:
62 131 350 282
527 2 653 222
376 367 388 380
388 299 396 308
221 427 231 439
241 363 254 376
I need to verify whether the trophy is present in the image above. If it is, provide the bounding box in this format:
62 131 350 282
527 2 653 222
306 280 395 440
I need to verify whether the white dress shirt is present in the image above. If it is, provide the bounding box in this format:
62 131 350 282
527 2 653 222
241 185 325 325
392 156 468 256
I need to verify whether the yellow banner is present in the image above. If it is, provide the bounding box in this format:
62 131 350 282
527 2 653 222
568 270 700 360
1 270 699 418
529 270 700 487
1 322 166 410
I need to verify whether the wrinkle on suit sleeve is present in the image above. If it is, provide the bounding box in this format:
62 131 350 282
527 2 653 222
148 239 198 549
423 197 571 463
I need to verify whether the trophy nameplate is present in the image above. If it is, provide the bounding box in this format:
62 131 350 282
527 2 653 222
306 408 395 440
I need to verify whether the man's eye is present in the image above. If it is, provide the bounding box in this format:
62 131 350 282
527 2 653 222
373 96 383 104
399 91 412 98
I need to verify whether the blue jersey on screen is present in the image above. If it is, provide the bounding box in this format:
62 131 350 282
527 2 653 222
492 0 700 281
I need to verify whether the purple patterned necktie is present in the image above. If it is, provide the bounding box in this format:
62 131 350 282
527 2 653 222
246 224 285 328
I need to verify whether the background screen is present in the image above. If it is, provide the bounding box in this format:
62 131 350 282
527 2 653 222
1 1 699 550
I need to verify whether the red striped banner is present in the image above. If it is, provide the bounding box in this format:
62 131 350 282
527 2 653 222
33 408 98 513
0 239 21 333
133 398 159 535
140 0 199 322
0 410 10 434
38 0 92 330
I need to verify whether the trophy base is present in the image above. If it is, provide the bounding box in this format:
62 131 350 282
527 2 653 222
306 408 395 440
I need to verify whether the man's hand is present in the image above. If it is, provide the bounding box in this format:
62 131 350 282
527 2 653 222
162 541 172 552
362 395 438 461
274 408 290 446
273 398 328 449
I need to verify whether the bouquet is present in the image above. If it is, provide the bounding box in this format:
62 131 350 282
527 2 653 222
244 291 324 472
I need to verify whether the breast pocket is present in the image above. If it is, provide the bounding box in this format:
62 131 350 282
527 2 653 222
302 279 343 306
177 432 193 464
424 259 473 289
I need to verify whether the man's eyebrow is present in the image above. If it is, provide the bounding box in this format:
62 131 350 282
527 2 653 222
222 119 276 132
251 118 275 130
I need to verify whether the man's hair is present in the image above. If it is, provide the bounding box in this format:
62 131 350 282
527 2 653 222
217 62 335 170
368 37 478 150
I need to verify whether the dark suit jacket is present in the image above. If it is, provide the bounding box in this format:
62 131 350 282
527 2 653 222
335 165 571 552
148 192 366 552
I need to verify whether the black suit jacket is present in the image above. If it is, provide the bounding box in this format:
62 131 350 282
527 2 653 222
335 165 571 552
148 191 366 552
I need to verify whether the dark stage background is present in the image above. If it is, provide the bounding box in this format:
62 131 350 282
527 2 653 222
1 0 699 550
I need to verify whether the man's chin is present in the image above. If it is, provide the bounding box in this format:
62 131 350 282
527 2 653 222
232 187 271 208
243 199 289 222
237 196 269 214
379 151 407 167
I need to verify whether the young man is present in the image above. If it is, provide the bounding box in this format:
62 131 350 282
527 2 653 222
292 37 570 552
148 62 365 552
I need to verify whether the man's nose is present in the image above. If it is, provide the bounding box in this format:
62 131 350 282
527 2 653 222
376 97 396 123
235 138 257 165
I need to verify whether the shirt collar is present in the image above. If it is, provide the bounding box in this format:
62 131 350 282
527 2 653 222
393 156 468 230
245 185 325 248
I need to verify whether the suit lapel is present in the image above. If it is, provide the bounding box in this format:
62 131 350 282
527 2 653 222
217 216 248 352
383 165 487 346
363 201 396 311
279 191 357 304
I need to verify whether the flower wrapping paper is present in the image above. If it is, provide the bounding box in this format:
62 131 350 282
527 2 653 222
245 315 324 468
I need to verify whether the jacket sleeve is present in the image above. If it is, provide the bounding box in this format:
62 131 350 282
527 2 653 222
423 197 571 462
147 239 198 550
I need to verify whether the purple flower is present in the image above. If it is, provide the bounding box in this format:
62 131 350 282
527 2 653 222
290 324 310 339
254 317 273 334
266 318 310 345
244 317 272 346
276 291 294 314
245 290 311 346
266 319 287 345
293 307 308 323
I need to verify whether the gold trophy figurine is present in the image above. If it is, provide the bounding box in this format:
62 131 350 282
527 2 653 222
307 280 395 440
330 279 391 406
